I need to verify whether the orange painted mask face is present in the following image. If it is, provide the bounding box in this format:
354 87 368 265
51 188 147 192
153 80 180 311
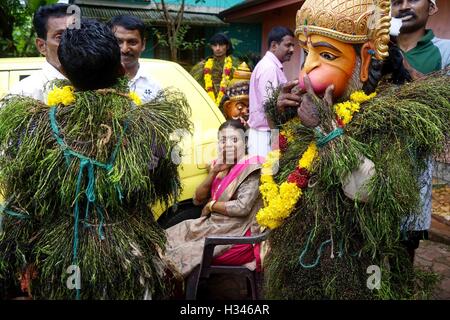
298 34 357 97
223 98 249 120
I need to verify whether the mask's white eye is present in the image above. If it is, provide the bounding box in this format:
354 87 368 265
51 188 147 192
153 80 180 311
320 52 337 61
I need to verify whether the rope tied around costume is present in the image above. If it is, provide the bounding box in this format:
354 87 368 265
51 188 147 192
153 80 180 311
0 201 31 235
49 107 127 299
299 230 332 269
298 228 362 269
315 127 344 149
0 204 30 220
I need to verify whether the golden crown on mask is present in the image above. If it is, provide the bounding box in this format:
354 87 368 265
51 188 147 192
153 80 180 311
226 62 251 102
295 0 391 60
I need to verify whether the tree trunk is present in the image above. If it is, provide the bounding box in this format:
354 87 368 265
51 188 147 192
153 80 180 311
170 42 178 61
158 0 185 62
168 23 178 61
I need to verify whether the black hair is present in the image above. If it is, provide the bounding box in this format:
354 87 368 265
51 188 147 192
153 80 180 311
33 3 71 39
355 43 411 94
351 44 385 95
380 43 412 85
58 19 122 91
108 15 146 41
209 33 233 56
218 119 246 132
362 57 384 94
267 26 294 49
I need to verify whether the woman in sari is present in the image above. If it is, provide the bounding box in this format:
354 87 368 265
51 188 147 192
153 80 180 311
164 119 264 278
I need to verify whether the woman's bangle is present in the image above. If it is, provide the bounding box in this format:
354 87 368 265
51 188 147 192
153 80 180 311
208 200 217 212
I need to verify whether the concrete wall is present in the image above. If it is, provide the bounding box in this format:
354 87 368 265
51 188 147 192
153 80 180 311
259 3 303 81
434 161 450 183
205 23 263 59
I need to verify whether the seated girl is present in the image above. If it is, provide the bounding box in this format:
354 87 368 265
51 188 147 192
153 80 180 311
164 119 265 278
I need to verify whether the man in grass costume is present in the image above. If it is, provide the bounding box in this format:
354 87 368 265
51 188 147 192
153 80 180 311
0 20 191 299
190 33 240 106
258 0 450 299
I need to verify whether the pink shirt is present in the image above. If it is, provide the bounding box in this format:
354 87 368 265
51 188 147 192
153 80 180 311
248 51 287 130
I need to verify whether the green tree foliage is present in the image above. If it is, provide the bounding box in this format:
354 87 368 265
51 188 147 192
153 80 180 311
0 0 57 57
152 0 206 61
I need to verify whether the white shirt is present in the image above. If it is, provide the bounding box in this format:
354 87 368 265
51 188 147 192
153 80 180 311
248 51 287 130
128 64 161 103
8 61 66 103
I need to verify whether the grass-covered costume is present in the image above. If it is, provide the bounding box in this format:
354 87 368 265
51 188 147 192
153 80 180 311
0 21 191 300
257 0 450 299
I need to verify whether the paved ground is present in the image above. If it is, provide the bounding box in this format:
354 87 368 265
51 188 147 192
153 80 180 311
415 240 450 300
431 183 450 223
420 182 450 300
201 239 450 300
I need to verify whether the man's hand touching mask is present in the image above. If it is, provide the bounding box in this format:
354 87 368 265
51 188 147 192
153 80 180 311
277 80 302 112
297 75 334 129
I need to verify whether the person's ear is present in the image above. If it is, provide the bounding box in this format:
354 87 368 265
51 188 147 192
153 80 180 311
223 100 233 119
429 3 438 16
35 38 47 56
270 41 278 52
141 38 146 53
360 42 373 82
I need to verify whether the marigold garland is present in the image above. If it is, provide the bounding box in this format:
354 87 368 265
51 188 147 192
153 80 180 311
279 118 300 152
204 56 233 106
257 90 377 229
256 144 317 229
47 85 75 106
128 91 142 106
279 134 289 153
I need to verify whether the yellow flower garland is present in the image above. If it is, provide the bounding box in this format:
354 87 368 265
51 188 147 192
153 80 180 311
334 91 376 125
204 56 233 106
280 118 301 143
257 90 376 229
280 129 294 143
47 86 75 106
257 143 317 229
128 91 142 106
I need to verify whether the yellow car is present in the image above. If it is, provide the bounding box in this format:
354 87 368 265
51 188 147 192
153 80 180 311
0 57 225 220
0 57 45 98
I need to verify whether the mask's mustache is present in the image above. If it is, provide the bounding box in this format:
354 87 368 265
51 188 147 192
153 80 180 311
395 11 416 19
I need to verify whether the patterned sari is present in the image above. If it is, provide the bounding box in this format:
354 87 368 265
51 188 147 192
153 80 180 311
164 155 264 277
